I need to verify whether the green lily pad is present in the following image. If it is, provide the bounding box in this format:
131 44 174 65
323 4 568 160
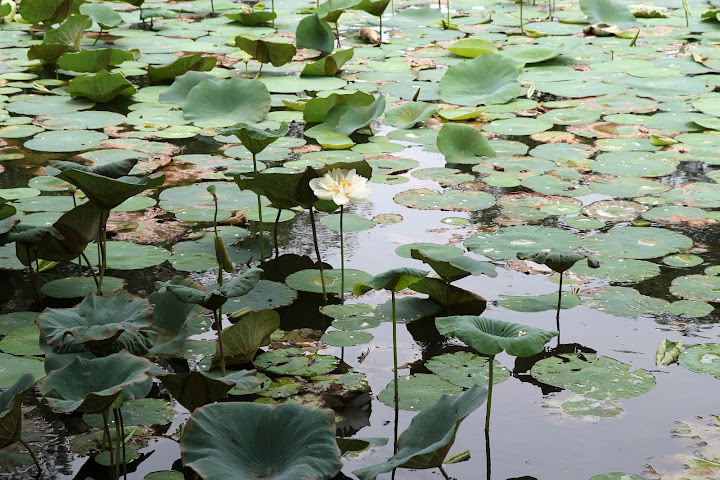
377 374 462 411
665 182 720 208
663 254 703 268
466 226 580 260
588 176 669 198
0 326 42 357
440 53 522 106
582 200 648 222
394 189 495 212
571 256 659 282
373 213 403 224
182 78 270 127
285 268 371 294
678 344 720 379
320 213 375 232
331 316 380 330
321 330 373 347
24 129 108 152
447 39 499 58
670 275 720 303
499 292 580 312
84 398 176 429
82 241 170 270
320 303 374 317
0 354 44 389
426 351 510 388
501 44 565 64
668 300 713 318
224 280 297 313
254 347 339 376
582 227 692 259
532 353 654 400
645 206 710 225
181 403 341 480
582 286 669 318
41 276 124 298
0 313 38 337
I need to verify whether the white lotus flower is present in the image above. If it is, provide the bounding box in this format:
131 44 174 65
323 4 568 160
309 168 371 206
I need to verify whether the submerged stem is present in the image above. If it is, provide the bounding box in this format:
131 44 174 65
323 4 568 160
340 205 345 305
308 207 327 305
485 354 494 432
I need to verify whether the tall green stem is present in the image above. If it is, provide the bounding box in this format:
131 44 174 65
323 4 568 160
379 14 383 42
214 309 226 377
392 290 399 452
252 153 264 265
274 208 281 259
340 205 345 305
102 410 115 473
308 207 327 305
113 409 122 480
485 354 494 432
520 1 524 35
271 0 275 27
556 272 563 339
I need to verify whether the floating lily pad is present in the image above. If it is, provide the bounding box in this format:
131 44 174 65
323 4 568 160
484 118 554 136
582 200 648 222
663 254 703 268
377 374 462 411
83 241 170 270
320 213 375 232
320 303 374 318
285 268 371 294
24 129 108 152
331 316 380 330
440 53 522 106
670 275 720 303
373 213 402 224
582 227 692 259
0 326 42 357
499 292 580 312
531 353 654 400
321 330 373 347
466 226 580 260
394 189 495 212
665 183 720 208
0 353 44 389
571 256 659 282
668 300 713 318
224 280 297 313
425 351 510 388
678 344 720 379
582 286 669 318
41 276 124 298
254 347 339 376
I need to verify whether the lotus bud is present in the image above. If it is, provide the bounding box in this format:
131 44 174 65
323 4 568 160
207 185 217 195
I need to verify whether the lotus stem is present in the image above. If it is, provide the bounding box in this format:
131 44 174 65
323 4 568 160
214 309 226 377
252 153 264 265
82 253 100 289
210 0 215 16
438 465 451 480
94 28 103 45
274 208 281 259
18 438 41 475
556 272 563 338
335 22 341 47
485 428 491 480
102 410 115 473
118 409 127 480
447 0 450 27
26 249 40 304
271 0 275 27
485 354 494 432
113 408 122 480
308 207 327 305
379 14 383 42
392 289 399 453
520 0 524 35
340 205 345 305
254 62 263 79
683 0 690 27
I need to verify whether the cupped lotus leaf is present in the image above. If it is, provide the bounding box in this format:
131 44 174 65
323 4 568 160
304 92 375 123
41 351 153 413
440 54 522 107
235 169 316 210
355 0 390 17
254 348 339 376
67 70 136 103
235 35 297 68
19 0 81 24
316 96 386 137
377 374 462 411
678 344 720 379
0 354 45 389
409 278 486 311
531 353 655 400
579 0 637 27
582 286 668 318
501 44 564 64
302 49 354 77
220 122 289 155
158 371 234 412
168 268 262 310
50 158 137 179
384 102 439 130
375 297 441 323
353 267 428 295
38 291 154 352
295 14 334 56
181 402 341 480
656 339 683 367
226 10 277 25
147 277 202 358
670 275 720 303
499 292 580 313
582 227 692 259
354 385 487 479
517 250 599 274
316 0 360 22
436 316 558 357
159 71 213 105
0 373 34 448
437 123 496 163
56 170 164 210
570 256 659 282
79 3 123 28
426 352 510 388
286 268 371 294
58 49 134 73
394 189 495 212
182 78 271 125
216 310 279 366
466 226 580 260
448 39 499 58
411 249 495 282
321 330 373 347
148 55 216 84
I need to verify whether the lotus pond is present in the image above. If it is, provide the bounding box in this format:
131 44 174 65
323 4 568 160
3 0 720 478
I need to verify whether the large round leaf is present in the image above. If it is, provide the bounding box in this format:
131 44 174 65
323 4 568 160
285 268 371 294
439 53 522 107
582 227 692 259
377 374 462 411
670 275 720 303
437 123 496 163
40 351 153 413
436 316 557 357
0 354 44 389
394 189 495 212
181 402 342 480
426 351 510 388
182 78 270 126
582 286 668 318
465 226 580 260
678 344 720 379
254 348 339 376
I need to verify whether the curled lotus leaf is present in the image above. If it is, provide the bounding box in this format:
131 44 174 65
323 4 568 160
435 315 558 357
168 268 262 310
353 267 428 295
56 169 165 210
67 70 136 103
216 310 280 366
181 402 342 480
656 339 683 367
158 371 235 412
531 353 655 400
437 123 496 164
517 250 599 274
354 385 487 479
40 351 153 413
235 35 296 68
219 122 289 155
411 248 496 282
0 373 34 448
439 53 522 107
384 102 439 130
38 291 154 352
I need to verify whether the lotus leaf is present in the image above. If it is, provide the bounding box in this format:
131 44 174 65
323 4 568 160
374 297 441 323
168 268 262 310
58 49 134 73
531 353 655 400
670 275 720 303
83 398 176 429
24 129 108 153
181 402 341 480
321 303 374 317
582 227 692 259
158 71 213 105
308 96 385 137
384 102 438 130
436 316 558 357
295 14 334 56
78 3 122 28
148 54 216 84
0 373 34 447
411 248 496 282
582 286 668 318
570 256 659 282
235 35 296 68
439 53 522 107
0 312 38 337
0 354 45 389
395 242 464 260
353 267 428 295
41 351 153 413
225 280 297 313
321 330 373 347
665 182 720 208
158 371 234 412
226 10 277 25
83 241 170 270
656 339 683 367
220 122 289 155
38 291 154 353
254 347 339 376
216 310 279 366
377 374 462 411
437 123 496 163
517 251 599 274
426 351 510 388
354 385 487 479
667 300 713 318
56 170 164 210
499 292 580 313
67 70 137 103
466 226 580 260
286 268 371 294
447 39 498 58
147 277 202 358
330 316 379 330
678 344 720 379
302 49 354 77
394 189 495 212
580 0 637 27
19 0 82 24
182 78 271 126
502 44 565 64
0 326 43 357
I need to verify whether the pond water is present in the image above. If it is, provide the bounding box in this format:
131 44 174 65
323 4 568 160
2 0 720 479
